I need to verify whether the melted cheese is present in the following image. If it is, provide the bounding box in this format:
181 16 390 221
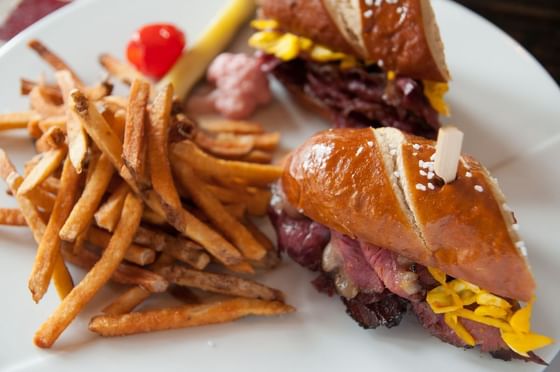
423 81 450 116
426 269 554 356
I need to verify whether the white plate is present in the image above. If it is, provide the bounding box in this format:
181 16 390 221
0 0 559 371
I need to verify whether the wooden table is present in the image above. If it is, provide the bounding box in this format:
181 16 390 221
454 0 560 83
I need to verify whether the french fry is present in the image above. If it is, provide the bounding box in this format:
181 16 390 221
100 254 176 315
168 113 197 144
148 84 182 211
0 208 26 226
67 92 169 232
177 208 244 267
69 90 141 195
149 251 176 274
103 253 175 315
239 150 273 164
195 132 279 159
59 153 114 242
99 54 145 85
198 120 264 134
3 40 291 348
171 141 282 187
0 112 40 131
94 181 129 232
34 193 144 348
194 131 254 158
102 286 151 315
21 78 63 102
142 207 167 226
173 164 267 261
56 71 89 173
161 265 283 301
35 126 66 153
123 79 150 187
87 227 156 266
103 108 126 141
26 187 56 213
223 203 247 220
23 152 42 176
29 86 65 117
28 157 80 302
133 226 166 251
242 217 280 269
37 115 66 132
27 117 43 139
146 85 243 267
245 187 273 216
102 96 128 112
17 148 66 197
0 149 74 299
85 80 113 101
89 298 295 337
40 176 60 194
52 257 74 299
249 132 280 152
61 246 167 293
205 184 271 216
28 39 83 85
163 237 210 270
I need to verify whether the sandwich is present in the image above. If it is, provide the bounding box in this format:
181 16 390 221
249 0 450 138
268 127 553 363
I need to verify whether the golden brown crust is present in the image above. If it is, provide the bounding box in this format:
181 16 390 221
258 0 449 82
399 141 534 301
257 0 357 55
282 128 428 260
283 128 534 301
358 0 449 82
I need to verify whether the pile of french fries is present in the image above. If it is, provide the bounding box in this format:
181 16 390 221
0 40 293 348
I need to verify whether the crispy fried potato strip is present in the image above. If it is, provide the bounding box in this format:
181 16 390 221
173 164 267 261
94 182 130 232
0 149 74 299
133 226 166 251
87 227 156 266
198 120 264 134
59 153 114 242
162 237 210 270
34 193 143 348
89 298 295 337
28 157 81 302
171 140 282 187
123 79 150 188
161 265 283 301
102 286 151 316
0 112 40 131
61 246 167 293
0 208 26 226
99 54 145 85
35 126 66 153
17 148 66 198
28 39 83 86
57 71 89 173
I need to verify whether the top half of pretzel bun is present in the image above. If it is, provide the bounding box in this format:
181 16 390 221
282 127 534 301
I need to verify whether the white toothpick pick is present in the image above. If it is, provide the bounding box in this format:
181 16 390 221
434 126 464 183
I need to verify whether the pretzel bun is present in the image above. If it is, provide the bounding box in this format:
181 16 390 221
282 127 534 301
258 0 450 82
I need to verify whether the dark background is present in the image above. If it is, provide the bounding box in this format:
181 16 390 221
454 0 560 84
